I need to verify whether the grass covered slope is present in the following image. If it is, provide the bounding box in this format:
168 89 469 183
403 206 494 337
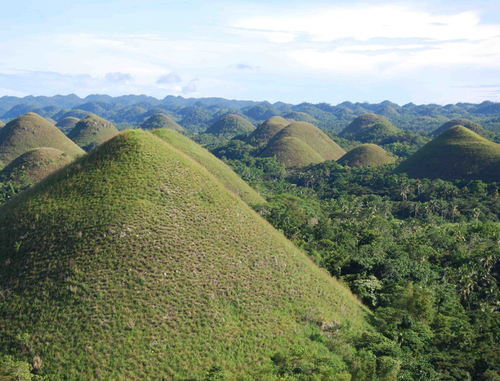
151 128 265 205
0 130 369 379
431 118 485 136
0 147 72 184
338 143 396 167
394 125 500 181
140 113 184 132
0 120 5 128
67 114 119 151
55 117 80 134
246 116 289 146
0 113 84 168
339 113 400 142
261 136 325 168
205 114 255 137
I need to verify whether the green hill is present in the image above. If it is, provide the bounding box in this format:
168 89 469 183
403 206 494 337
205 114 255 138
339 113 400 142
263 122 346 167
140 113 184 132
338 144 396 167
0 130 370 379
0 147 72 185
394 125 500 181
246 116 289 146
55 117 80 134
283 111 319 124
151 128 265 205
431 118 485 136
45 117 57 125
67 114 119 151
261 136 325 167
0 113 84 168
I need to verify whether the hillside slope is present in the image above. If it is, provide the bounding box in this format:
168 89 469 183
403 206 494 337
151 128 265 205
205 114 255 137
0 130 369 379
431 118 485 136
67 114 119 151
339 113 400 142
0 113 84 167
246 116 289 146
55 117 80 134
140 113 184 132
338 144 396 167
394 125 500 181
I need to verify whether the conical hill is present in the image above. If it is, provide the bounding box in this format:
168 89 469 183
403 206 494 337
55 117 80 134
246 116 289 146
140 113 184 132
0 130 369 379
67 114 119 151
261 122 345 167
0 147 72 185
431 118 485 137
394 125 500 181
339 113 400 142
261 136 325 168
151 128 265 204
338 143 396 167
205 114 255 137
0 112 84 168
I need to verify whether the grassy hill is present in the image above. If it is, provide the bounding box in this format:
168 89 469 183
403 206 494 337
67 114 119 151
151 128 265 205
55 117 80 134
261 136 325 168
338 113 400 142
394 125 500 181
266 122 345 163
246 116 289 146
431 118 485 136
0 130 370 379
283 111 318 125
0 113 84 168
0 147 72 185
205 114 255 138
140 113 184 132
338 144 396 167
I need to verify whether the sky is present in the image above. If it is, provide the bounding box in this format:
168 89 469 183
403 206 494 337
1 0 500 105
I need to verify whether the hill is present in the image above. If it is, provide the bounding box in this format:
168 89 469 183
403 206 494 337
0 147 72 185
55 117 80 134
246 116 289 146
431 118 485 136
394 125 500 181
262 122 345 167
67 114 119 151
284 111 319 124
0 130 370 379
0 113 84 168
140 113 184 132
151 128 265 205
338 113 400 142
205 114 255 138
338 144 396 167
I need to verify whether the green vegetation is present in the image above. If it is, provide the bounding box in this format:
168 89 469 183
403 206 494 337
204 114 255 138
0 113 84 168
432 118 485 136
140 113 184 132
283 111 319 125
246 116 289 146
151 128 265 205
55 117 80 134
394 125 500 181
337 144 396 167
261 136 325 168
339 113 400 143
0 130 376 380
67 114 119 151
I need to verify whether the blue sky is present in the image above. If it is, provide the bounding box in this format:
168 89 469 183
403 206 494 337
1 0 500 104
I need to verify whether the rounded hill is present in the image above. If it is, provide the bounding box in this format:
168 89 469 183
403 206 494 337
0 147 72 185
338 144 396 167
339 113 400 142
140 113 184 132
261 136 325 168
67 114 119 151
394 125 500 181
0 130 369 379
0 112 84 168
55 117 80 134
246 116 289 146
205 114 255 137
283 111 318 124
151 128 265 205
431 118 485 137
